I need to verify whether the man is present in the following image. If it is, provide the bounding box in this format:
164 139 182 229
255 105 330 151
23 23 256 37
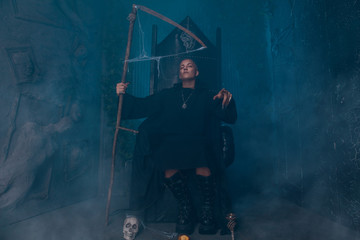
116 58 237 235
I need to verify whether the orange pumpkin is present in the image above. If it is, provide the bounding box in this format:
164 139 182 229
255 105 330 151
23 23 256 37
178 234 190 240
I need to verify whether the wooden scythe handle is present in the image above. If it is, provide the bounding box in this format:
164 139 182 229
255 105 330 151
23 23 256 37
105 4 137 226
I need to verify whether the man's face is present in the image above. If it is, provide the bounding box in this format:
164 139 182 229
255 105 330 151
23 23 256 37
179 59 199 81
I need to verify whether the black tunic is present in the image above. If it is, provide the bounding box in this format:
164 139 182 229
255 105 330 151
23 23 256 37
122 83 237 171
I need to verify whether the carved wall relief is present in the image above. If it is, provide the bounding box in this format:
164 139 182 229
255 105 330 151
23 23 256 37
0 0 102 225
72 36 88 68
6 47 39 84
0 116 72 209
11 0 66 28
63 140 91 182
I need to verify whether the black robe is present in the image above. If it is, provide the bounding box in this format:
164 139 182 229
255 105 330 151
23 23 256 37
121 83 237 211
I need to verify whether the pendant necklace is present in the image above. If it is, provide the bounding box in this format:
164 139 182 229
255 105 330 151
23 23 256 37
181 90 194 109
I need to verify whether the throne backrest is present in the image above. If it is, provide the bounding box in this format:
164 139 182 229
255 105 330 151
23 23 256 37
150 16 222 93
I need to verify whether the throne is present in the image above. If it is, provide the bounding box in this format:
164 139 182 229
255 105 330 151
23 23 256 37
149 16 221 94
143 17 235 225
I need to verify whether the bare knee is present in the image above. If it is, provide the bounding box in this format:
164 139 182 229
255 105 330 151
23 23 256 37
165 169 179 178
196 167 211 176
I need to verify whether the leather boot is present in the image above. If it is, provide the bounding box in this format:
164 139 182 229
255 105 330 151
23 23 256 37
164 172 194 234
197 175 217 234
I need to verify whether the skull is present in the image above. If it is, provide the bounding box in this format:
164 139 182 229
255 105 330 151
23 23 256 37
123 216 139 240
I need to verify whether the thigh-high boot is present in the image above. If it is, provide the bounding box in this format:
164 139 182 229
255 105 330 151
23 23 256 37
164 172 194 234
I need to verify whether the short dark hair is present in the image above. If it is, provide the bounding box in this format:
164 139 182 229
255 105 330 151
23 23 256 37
178 58 198 71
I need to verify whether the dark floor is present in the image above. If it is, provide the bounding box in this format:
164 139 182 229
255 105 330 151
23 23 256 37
1 195 360 240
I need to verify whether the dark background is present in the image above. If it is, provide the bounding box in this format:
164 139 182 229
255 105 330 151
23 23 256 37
1 0 360 235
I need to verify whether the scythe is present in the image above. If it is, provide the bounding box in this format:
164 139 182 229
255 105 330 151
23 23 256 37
105 4 207 225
